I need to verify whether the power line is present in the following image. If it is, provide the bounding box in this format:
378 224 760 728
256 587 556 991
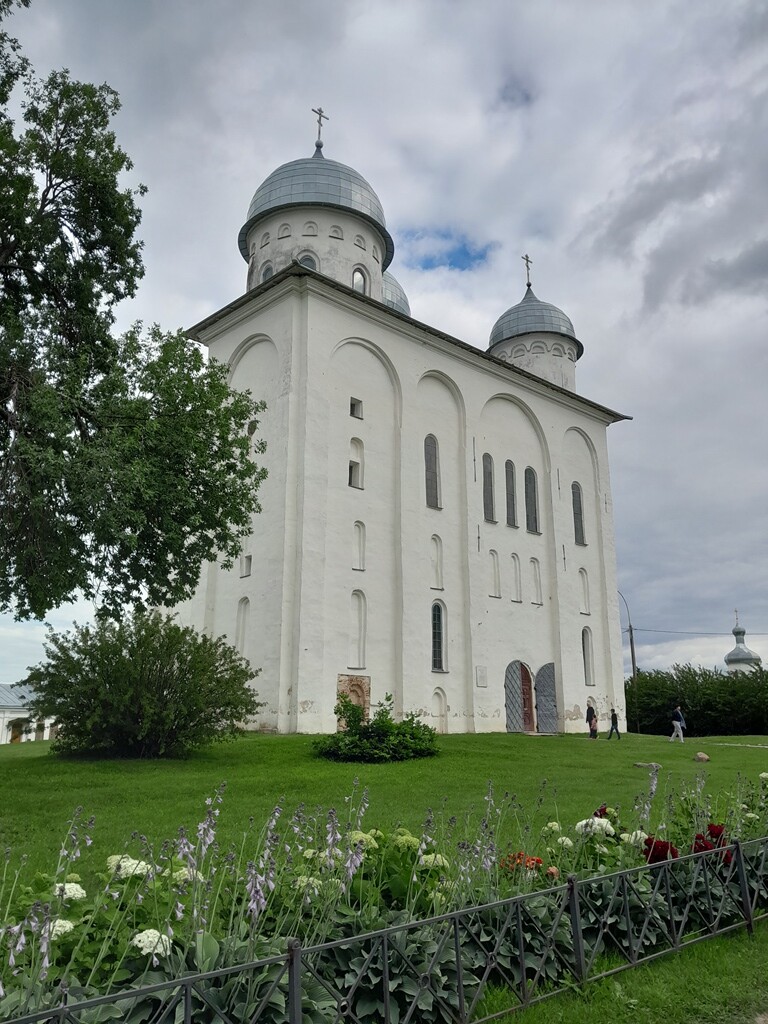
622 627 768 637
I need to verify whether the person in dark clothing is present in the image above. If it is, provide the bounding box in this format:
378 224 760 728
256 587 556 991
607 707 620 740
586 704 598 739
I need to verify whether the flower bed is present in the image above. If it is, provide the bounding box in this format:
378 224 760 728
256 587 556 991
1 773 767 1021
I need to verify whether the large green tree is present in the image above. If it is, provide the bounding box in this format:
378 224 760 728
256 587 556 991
0 4 266 618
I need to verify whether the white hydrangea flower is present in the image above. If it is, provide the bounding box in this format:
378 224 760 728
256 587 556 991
620 830 648 845
393 834 420 852
744 812 759 821
574 817 615 837
294 875 321 894
322 878 345 898
131 929 171 957
419 853 449 869
541 822 561 836
759 772 768 781
171 866 201 884
556 836 574 850
107 855 151 878
50 919 75 941
349 830 379 851
55 882 87 901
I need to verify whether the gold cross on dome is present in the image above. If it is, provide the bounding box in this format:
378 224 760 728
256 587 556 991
312 106 329 141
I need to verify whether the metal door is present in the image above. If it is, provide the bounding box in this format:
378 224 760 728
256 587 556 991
505 661 535 733
534 662 558 733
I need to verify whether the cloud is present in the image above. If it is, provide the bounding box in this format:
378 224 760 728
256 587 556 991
2 0 766 681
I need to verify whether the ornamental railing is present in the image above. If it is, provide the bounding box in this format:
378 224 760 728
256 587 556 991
8 835 768 1024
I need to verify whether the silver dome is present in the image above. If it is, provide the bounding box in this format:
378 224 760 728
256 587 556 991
238 142 394 268
724 626 762 666
489 285 581 354
381 271 411 316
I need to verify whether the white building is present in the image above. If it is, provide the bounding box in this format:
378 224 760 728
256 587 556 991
174 135 629 735
0 684 56 744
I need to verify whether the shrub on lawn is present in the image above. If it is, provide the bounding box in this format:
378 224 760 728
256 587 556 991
313 693 439 762
21 609 263 757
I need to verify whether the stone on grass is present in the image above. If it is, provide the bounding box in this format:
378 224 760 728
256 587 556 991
694 751 710 762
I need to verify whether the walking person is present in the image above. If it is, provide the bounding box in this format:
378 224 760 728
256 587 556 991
670 705 686 743
607 707 621 740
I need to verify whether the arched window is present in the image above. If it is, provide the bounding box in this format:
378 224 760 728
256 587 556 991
352 268 367 294
348 590 367 669
302 221 318 236
349 438 364 488
298 254 317 270
482 453 495 522
505 460 517 527
329 225 343 239
525 467 539 533
510 553 522 602
431 602 446 671
372 245 380 263
354 234 366 250
235 597 250 654
579 568 590 614
582 627 594 686
572 482 586 545
353 521 366 570
424 434 441 508
260 263 274 283
430 534 443 589
489 550 501 598
277 223 291 239
260 231 270 248
530 557 543 605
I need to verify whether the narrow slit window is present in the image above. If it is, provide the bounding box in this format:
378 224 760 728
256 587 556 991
424 435 441 508
431 602 446 671
482 453 495 522
572 482 586 545
505 460 517 527
525 467 539 533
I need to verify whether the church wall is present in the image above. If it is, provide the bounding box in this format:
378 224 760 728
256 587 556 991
186 275 624 736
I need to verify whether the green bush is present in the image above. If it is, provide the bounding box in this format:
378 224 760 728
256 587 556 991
313 693 439 763
21 609 263 757
624 664 768 736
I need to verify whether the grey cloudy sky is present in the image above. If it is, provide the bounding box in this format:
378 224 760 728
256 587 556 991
2 0 767 681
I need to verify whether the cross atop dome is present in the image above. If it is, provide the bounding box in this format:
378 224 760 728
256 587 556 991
311 106 328 157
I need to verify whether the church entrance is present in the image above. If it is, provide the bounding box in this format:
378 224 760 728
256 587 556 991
534 662 558 733
504 661 535 733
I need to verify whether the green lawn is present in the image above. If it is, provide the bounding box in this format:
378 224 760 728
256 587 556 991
1 731 767 1023
1 731 766 873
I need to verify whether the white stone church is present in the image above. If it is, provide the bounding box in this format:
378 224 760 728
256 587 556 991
175 130 628 735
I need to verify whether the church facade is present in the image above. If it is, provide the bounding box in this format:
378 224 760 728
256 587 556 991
175 134 628 734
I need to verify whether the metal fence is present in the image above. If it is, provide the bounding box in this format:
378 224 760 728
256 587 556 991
8 835 768 1024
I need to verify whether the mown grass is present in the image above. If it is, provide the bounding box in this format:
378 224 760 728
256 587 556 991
1 731 766 874
477 922 768 1024
1 731 767 1023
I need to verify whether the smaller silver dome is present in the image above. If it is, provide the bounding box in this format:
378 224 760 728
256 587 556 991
381 271 411 316
489 284 581 354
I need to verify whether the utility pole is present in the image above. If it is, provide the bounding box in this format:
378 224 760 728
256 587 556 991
618 591 639 733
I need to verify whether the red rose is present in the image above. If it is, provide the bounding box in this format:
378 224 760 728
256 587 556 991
707 823 726 842
643 838 679 864
692 834 715 854
593 804 608 819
